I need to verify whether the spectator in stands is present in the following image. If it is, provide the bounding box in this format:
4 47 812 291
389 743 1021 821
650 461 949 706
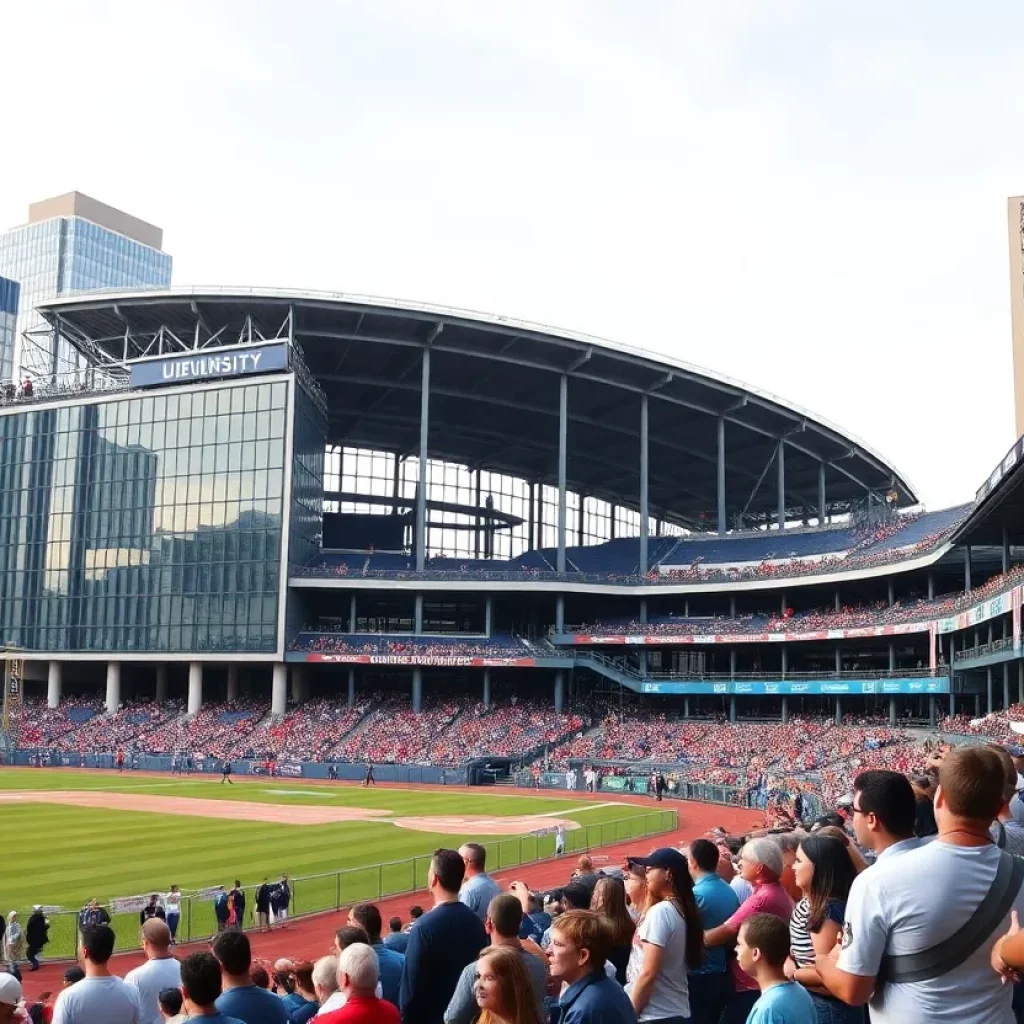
703 838 793 1024
52 924 141 1024
817 745 1024 1022
572 857 600 898
0 974 22 1024
178 951 233 1024
458 844 502 923
625 847 704 1022
164 887 182 945
623 862 648 922
211 931 288 1024
686 839 740 1024
404 907 423 933
469 946 542 1024
24 909 48 973
445 894 547 1024
311 956 340 1016
140 896 166 927
590 877 635 986
735 914 815 1024
987 745 1024 855
157 987 186 1024
547 910 636 1024
348 904 404 1006
254 880 272 934
383 917 407 953
279 961 318 1024
125 920 181 1024
320 944 399 1024
786 836 859 1022
400 848 488 1024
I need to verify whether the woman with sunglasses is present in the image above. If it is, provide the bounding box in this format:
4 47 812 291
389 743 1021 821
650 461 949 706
624 848 704 1024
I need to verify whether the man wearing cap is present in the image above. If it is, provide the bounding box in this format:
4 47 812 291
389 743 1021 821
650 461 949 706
0 974 23 1024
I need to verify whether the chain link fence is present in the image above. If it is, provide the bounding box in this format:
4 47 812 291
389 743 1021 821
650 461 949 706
21 807 677 963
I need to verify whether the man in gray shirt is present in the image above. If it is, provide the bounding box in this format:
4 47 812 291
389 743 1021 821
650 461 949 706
444 893 548 1024
52 924 141 1024
458 843 502 922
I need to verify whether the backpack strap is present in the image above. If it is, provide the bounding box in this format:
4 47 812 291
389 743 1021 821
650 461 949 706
880 850 1024 985
997 821 1008 850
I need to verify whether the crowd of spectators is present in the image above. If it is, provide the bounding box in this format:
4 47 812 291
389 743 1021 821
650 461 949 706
15 696 105 748
288 632 542 658
43 699 185 755
244 698 373 761
326 697 464 763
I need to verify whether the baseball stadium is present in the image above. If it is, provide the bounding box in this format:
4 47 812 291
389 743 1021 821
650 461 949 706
2 287 1024 980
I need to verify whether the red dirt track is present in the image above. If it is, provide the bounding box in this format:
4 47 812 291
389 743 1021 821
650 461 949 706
9 772 761 1003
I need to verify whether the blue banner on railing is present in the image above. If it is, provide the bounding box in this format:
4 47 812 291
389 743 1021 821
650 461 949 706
640 677 948 695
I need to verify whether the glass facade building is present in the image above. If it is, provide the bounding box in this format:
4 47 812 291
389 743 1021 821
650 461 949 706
0 378 288 654
0 277 18 380
0 204 172 379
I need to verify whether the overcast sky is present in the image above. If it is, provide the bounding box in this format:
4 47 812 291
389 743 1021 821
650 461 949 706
2 1 1021 510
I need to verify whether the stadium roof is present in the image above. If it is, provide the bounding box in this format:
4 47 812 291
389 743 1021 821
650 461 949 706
38 287 918 528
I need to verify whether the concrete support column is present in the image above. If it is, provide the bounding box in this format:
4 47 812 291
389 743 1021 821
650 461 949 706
412 669 423 713
781 697 789 724
835 645 842 675
781 647 788 679
965 545 972 592
684 599 690 617
818 462 827 525
226 664 239 704
834 590 841 612
950 689 956 717
780 592 787 615
556 374 568 573
155 664 167 706
987 667 994 715
729 696 737 723
415 594 424 634
1004 664 1011 711
556 596 565 633
1004 527 1011 575
730 649 737 675
889 696 897 727
291 666 308 704
639 600 648 625
349 594 357 633
927 574 935 601
684 697 691 718
485 598 493 636
272 663 287 716
717 417 727 535
975 693 982 717
835 697 842 726
888 580 895 607
554 671 565 714
639 394 649 574
730 596 737 618
929 696 937 727
777 440 786 532
187 662 203 716
47 661 62 709
415 347 431 571
106 662 121 713
483 669 492 710
888 643 895 673
347 669 356 709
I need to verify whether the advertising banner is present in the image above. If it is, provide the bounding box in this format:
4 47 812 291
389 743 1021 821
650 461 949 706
640 677 948 696
305 653 537 667
571 623 929 646
130 343 289 389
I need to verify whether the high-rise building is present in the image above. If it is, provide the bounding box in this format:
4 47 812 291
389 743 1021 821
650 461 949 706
0 192 172 379
1008 196 1024 437
0 276 18 379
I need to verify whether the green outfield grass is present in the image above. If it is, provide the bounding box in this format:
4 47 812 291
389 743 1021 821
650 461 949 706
0 769 675 958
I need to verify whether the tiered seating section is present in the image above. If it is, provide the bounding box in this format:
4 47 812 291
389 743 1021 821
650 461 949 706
296 504 971 583
287 631 545 656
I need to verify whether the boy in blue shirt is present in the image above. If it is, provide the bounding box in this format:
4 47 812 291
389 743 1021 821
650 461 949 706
735 914 815 1024
179 951 244 1024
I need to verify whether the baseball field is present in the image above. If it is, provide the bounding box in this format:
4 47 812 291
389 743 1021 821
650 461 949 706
0 769 675 958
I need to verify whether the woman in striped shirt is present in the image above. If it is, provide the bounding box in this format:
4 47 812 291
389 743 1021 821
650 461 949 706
786 836 864 1024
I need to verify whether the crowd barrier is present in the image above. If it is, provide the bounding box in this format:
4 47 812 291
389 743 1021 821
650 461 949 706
17 807 677 963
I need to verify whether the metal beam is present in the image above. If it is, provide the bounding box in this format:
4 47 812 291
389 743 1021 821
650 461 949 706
557 374 568 572
640 394 649 574
415 347 430 571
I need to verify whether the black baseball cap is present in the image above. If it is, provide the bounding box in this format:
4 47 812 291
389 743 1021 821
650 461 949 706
628 847 688 875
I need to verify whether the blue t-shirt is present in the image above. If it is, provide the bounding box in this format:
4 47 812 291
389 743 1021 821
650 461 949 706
691 873 741 975
215 985 290 1024
185 1015 245 1024
746 981 816 1024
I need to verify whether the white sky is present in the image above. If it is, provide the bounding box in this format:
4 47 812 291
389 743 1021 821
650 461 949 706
1 0 1021 510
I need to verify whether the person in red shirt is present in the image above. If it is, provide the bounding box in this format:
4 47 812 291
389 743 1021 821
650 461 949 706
319 942 399 1024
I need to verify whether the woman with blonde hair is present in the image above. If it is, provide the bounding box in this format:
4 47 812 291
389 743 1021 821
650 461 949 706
473 945 543 1024
591 876 635 984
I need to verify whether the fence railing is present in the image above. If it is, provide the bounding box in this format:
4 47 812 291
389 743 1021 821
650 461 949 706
25 807 677 963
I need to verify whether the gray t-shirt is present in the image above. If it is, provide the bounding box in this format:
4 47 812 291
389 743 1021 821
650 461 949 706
992 818 1024 856
53 975 141 1024
444 946 548 1024
124 957 182 1024
837 840 1024 1023
458 873 503 922
626 899 691 1022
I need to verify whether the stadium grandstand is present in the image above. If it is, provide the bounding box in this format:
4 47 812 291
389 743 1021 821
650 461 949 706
1 287 1023 793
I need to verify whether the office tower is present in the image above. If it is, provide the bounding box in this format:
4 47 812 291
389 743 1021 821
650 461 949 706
0 276 18 379
0 192 172 377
